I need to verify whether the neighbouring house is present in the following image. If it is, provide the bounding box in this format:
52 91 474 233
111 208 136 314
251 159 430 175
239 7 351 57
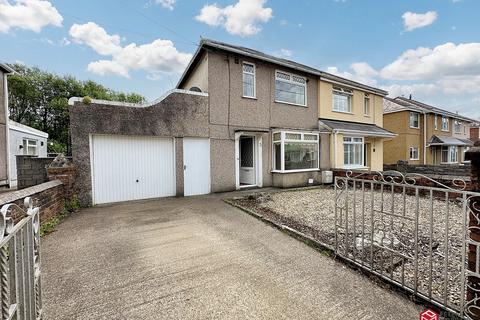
383 97 475 165
0 63 14 187
70 39 393 206
471 123 480 143
8 120 48 188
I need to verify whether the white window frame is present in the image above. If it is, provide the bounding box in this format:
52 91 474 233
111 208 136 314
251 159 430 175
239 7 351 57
242 62 256 99
409 147 419 160
442 116 449 132
343 136 365 169
409 112 420 129
272 131 319 173
454 120 462 134
274 70 307 107
441 146 458 164
332 86 353 113
22 139 38 156
434 114 438 130
364 94 370 116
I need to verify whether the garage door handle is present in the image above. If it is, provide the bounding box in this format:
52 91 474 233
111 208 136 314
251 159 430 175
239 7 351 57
136 179 139 183
184 165 187 170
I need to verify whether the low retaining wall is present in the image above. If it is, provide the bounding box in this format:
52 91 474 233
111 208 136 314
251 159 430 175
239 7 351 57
0 180 65 223
384 162 471 178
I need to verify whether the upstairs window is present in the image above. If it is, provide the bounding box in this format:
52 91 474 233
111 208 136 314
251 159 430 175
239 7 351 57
434 114 438 130
364 93 370 116
409 112 420 129
454 120 462 133
242 62 256 98
442 116 449 131
333 87 353 113
274 71 306 106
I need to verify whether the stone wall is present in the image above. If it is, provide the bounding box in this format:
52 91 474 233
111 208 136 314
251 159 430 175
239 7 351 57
16 155 54 189
384 161 471 178
0 180 65 223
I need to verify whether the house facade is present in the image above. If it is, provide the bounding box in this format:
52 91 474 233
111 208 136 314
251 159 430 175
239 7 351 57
383 97 474 165
70 39 392 206
471 124 480 143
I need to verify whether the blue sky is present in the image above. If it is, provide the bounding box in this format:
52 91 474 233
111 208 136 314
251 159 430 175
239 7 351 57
1 0 480 119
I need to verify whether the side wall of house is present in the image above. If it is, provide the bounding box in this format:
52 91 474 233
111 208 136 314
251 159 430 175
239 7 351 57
0 72 7 184
180 52 209 93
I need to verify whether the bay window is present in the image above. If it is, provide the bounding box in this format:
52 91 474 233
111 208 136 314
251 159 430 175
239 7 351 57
274 71 306 106
441 146 458 163
343 137 364 168
272 131 319 172
242 62 256 98
333 86 352 113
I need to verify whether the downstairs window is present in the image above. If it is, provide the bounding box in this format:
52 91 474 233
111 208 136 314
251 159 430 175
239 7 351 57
343 137 364 168
273 132 319 172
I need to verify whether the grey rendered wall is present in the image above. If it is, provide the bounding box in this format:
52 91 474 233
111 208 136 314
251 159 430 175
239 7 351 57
207 49 321 188
0 73 7 184
70 92 209 206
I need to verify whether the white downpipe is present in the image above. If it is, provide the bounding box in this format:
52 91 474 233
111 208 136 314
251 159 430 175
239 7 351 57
423 112 427 165
4 74 10 186
333 130 338 169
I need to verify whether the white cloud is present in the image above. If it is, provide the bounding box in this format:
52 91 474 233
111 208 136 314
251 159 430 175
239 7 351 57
0 0 63 33
402 11 437 31
69 22 192 78
274 48 292 58
155 0 175 10
326 62 379 87
380 42 480 80
381 83 438 98
196 0 273 37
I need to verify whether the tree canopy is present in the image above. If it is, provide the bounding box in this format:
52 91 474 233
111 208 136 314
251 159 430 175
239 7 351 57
7 63 145 154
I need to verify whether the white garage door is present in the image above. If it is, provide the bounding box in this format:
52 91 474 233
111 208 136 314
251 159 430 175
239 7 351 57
91 135 176 205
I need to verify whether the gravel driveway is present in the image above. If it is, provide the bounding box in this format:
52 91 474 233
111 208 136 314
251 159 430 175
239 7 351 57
229 186 469 313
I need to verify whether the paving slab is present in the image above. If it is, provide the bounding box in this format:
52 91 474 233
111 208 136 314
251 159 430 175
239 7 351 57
42 192 423 320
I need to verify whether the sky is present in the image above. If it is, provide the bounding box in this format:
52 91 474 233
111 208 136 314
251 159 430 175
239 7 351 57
1 0 480 120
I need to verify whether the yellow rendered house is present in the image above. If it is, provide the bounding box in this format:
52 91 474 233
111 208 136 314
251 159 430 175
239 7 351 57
383 97 474 165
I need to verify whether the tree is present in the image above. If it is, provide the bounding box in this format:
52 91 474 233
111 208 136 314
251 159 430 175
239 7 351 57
7 64 145 154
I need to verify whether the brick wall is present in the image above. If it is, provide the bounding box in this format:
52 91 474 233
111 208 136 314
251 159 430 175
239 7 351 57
16 155 55 189
0 180 65 223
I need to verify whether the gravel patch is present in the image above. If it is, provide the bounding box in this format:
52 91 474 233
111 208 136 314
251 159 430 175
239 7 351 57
229 186 470 313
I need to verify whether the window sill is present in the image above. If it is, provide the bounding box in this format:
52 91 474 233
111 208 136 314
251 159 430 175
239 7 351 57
242 95 257 100
332 110 353 115
271 168 319 173
441 130 449 132
409 126 420 130
409 159 420 161
342 166 368 170
364 114 371 117
274 100 307 107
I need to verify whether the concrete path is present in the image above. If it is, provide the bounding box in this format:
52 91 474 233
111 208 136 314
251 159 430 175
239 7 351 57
42 192 422 320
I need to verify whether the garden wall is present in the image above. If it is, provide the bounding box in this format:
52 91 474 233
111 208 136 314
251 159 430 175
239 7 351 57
0 180 65 223
384 161 470 178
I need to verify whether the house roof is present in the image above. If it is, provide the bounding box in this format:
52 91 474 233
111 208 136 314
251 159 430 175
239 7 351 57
318 119 396 138
0 63 15 74
427 135 472 147
384 96 476 123
8 120 49 138
177 38 388 96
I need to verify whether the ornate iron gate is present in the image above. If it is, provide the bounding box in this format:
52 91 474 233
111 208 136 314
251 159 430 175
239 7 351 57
334 171 480 319
0 197 42 320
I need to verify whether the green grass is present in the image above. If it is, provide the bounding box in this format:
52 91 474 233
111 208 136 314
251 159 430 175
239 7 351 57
39 195 81 237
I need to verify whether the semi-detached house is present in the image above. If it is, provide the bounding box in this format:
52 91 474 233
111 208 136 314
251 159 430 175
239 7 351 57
70 39 394 206
383 97 475 165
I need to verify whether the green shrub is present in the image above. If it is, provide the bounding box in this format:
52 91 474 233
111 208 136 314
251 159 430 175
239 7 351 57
82 96 92 104
40 194 81 236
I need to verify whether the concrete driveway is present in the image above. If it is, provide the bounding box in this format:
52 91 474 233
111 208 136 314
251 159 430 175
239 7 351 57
42 192 422 320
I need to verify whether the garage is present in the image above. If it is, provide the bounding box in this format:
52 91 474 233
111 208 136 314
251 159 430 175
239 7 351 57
90 135 176 205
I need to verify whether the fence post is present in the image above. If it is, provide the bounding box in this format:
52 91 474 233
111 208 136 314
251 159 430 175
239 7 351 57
465 141 480 319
